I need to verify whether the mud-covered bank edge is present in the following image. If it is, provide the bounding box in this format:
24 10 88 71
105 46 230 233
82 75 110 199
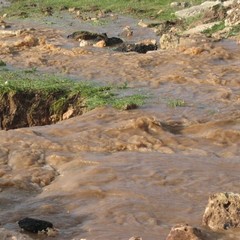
0 68 146 130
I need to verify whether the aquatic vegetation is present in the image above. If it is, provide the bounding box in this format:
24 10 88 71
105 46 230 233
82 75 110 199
167 98 186 108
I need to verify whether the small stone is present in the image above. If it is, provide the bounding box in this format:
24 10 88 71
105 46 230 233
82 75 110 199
166 224 207 240
68 7 76 13
181 2 191 8
120 26 133 37
170 2 181 8
62 107 74 120
93 40 106 48
138 19 148 28
18 217 53 233
79 40 92 47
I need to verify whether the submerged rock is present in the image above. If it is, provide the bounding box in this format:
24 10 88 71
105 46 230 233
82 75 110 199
68 31 123 47
115 39 157 53
202 192 240 231
67 30 101 41
105 36 123 46
166 224 207 240
120 26 133 37
18 217 53 233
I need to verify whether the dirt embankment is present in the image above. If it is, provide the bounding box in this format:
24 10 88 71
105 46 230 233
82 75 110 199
0 91 85 130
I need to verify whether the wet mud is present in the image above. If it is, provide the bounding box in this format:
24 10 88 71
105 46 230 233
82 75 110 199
0 12 239 240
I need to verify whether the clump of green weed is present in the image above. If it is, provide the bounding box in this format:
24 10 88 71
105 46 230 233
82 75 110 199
167 99 186 108
228 24 240 37
0 60 6 66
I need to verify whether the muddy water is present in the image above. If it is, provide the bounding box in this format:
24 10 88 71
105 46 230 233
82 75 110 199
0 12 240 240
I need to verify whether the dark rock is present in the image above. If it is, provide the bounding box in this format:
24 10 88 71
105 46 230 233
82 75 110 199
115 40 157 54
67 31 100 40
67 31 123 47
18 217 53 233
202 192 240 231
166 224 207 240
106 36 123 46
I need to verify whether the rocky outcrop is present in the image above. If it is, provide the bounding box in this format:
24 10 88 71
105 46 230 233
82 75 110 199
175 1 221 19
225 2 240 26
166 224 207 240
183 21 221 35
67 30 100 41
202 192 240 231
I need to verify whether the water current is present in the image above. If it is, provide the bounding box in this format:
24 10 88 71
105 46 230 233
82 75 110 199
0 11 239 240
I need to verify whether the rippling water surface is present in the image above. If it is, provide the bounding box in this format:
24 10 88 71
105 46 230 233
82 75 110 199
0 13 239 240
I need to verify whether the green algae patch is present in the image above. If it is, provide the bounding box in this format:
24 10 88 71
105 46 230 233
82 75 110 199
0 69 146 130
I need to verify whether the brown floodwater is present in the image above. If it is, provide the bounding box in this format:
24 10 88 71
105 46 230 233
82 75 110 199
0 11 240 240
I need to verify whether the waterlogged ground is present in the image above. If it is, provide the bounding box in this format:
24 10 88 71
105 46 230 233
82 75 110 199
0 11 240 240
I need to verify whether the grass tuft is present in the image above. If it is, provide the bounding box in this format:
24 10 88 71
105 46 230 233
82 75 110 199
167 99 186 108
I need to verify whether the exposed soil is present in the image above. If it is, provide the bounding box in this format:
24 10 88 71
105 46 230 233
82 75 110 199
0 91 85 130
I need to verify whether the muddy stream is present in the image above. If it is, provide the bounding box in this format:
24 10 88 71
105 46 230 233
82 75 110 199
0 11 239 240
